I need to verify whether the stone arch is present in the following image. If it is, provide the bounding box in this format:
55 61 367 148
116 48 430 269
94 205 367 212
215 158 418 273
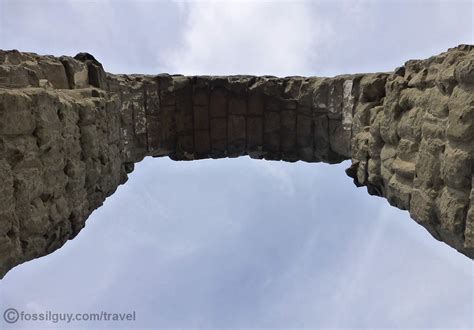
0 45 472 278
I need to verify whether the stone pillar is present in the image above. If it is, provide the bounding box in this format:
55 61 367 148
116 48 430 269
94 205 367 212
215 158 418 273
347 45 474 258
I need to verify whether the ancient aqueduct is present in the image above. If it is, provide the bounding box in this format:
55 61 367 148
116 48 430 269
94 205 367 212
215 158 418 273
0 45 473 278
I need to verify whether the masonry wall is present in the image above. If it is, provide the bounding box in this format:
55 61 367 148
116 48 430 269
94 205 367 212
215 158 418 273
348 46 474 258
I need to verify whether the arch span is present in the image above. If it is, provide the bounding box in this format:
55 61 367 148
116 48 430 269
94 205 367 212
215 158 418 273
0 45 473 278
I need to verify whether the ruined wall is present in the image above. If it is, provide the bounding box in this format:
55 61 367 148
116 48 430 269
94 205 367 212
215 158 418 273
0 46 472 278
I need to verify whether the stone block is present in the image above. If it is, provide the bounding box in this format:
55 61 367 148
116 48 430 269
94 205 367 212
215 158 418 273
441 145 472 189
327 79 343 119
210 117 227 142
415 139 444 189
194 130 210 157
193 105 209 130
438 187 469 235
248 92 263 116
264 111 279 133
454 58 474 84
387 174 412 210
227 115 246 156
247 117 262 151
392 158 415 180
176 135 194 156
328 119 351 158
193 88 208 106
360 74 387 102
38 60 69 89
60 56 89 89
0 91 35 136
409 189 437 225
313 115 329 160
210 88 227 118
312 79 328 112
229 97 246 115
0 160 14 212
447 105 474 142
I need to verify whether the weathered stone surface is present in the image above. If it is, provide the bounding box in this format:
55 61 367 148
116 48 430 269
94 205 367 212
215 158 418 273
348 45 474 259
0 45 473 279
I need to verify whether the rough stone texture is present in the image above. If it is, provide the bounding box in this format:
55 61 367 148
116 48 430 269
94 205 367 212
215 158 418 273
347 45 474 260
0 46 472 278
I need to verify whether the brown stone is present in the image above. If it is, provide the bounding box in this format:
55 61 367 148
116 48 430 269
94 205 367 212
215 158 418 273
229 97 246 115
248 92 264 115
193 88 208 106
227 115 246 156
193 105 209 130
210 88 227 118
194 130 210 157
247 117 263 151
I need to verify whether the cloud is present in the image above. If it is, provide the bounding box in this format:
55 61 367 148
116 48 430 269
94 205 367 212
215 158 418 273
163 0 472 77
163 1 333 76
0 0 185 73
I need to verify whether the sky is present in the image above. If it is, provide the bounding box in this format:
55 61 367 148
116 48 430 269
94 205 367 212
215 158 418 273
0 0 473 329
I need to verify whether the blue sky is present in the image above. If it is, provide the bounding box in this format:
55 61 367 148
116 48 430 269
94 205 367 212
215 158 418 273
0 0 473 329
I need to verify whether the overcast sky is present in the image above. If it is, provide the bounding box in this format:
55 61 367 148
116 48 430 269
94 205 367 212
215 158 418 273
0 0 473 329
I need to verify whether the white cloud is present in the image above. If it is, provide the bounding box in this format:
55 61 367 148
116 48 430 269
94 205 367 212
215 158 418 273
163 1 332 76
252 160 296 196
